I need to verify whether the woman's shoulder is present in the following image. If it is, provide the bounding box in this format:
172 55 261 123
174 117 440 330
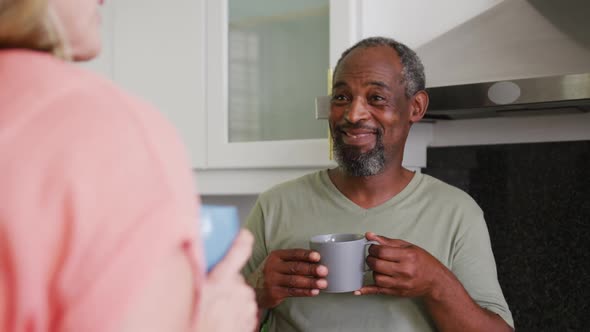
1 49 185 166
2 49 149 113
9 50 174 135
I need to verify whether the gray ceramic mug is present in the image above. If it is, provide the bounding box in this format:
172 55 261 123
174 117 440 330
309 233 379 293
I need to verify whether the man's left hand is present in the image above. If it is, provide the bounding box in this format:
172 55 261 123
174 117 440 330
354 232 448 300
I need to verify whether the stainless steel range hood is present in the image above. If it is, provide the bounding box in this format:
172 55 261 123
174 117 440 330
417 0 590 120
424 73 590 120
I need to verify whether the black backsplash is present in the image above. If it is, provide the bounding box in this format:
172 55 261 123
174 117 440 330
423 140 590 332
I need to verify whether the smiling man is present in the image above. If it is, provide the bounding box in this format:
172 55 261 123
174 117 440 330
244 36 514 332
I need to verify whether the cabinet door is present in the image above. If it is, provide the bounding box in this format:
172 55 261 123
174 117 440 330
112 0 207 168
205 0 361 169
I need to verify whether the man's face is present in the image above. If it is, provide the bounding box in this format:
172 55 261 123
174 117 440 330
329 45 415 176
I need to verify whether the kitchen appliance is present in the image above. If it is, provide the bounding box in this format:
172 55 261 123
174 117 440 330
424 73 590 120
419 0 590 120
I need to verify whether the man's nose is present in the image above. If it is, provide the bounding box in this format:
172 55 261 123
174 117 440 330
345 99 370 123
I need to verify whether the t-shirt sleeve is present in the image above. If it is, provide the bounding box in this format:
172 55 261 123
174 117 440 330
451 212 515 329
242 198 268 278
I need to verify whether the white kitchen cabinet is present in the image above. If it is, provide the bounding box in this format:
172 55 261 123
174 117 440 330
105 0 363 170
112 0 207 168
204 0 362 169
204 0 434 170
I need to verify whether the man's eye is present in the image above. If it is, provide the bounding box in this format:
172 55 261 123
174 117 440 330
370 95 385 102
331 95 349 103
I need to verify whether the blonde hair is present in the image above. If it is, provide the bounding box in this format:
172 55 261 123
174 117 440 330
0 0 69 59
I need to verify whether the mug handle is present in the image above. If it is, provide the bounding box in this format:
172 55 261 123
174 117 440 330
363 240 380 272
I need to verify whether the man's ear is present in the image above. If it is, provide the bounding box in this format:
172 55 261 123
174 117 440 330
409 90 429 123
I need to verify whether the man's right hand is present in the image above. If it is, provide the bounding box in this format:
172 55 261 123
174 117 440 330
254 249 328 309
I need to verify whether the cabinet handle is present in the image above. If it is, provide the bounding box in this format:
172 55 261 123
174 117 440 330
327 68 333 160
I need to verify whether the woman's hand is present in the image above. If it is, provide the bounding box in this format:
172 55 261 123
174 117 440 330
196 230 258 332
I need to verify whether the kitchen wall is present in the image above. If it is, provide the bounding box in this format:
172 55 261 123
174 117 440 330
423 140 590 331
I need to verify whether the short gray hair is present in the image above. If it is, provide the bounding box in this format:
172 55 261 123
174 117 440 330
334 36 425 97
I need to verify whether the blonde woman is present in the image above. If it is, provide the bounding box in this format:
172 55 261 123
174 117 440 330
0 0 257 331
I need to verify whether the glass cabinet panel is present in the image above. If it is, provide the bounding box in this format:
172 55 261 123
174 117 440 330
228 0 330 142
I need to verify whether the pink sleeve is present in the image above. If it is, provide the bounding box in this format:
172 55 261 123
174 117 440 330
0 81 204 332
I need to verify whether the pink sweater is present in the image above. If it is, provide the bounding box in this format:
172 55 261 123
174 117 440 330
0 50 204 331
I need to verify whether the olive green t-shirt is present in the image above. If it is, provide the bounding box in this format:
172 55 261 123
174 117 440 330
244 170 514 331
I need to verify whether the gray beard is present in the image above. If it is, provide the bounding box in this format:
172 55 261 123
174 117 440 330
332 134 386 177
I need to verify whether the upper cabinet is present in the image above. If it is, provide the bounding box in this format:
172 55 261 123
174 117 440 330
205 0 361 169
111 0 208 168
